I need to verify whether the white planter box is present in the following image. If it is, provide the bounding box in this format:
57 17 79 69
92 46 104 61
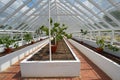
69 39 120 80
20 39 80 77
74 37 120 58
104 47 120 57
0 39 49 72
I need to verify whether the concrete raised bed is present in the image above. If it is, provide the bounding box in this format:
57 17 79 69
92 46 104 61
20 39 80 77
69 39 120 80
73 37 120 58
0 39 49 72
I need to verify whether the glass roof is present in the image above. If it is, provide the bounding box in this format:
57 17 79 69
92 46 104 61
0 0 120 33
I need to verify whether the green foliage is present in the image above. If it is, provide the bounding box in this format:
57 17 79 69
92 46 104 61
35 25 45 35
106 44 119 52
40 18 72 43
23 33 33 42
96 38 105 49
48 17 53 26
0 36 15 48
13 35 21 41
80 29 88 35
65 34 72 39
50 17 53 26
0 38 4 44
14 42 19 48
40 25 49 35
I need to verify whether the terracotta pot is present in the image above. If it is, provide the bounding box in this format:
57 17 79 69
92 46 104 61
96 48 103 52
51 45 57 53
80 41 84 44
31 41 35 44
40 39 43 41
4 48 12 53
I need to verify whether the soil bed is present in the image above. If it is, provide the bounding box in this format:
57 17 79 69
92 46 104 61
28 40 75 61
72 38 120 65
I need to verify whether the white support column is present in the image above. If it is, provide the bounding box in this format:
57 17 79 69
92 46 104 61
90 31 92 40
49 0 52 61
111 30 115 45
21 32 24 46
98 30 101 37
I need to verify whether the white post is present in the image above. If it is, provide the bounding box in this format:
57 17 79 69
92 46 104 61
49 0 52 61
21 32 24 46
111 30 114 45
98 31 101 37
90 31 92 40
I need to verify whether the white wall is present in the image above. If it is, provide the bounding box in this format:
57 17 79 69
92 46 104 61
0 39 49 72
69 39 120 80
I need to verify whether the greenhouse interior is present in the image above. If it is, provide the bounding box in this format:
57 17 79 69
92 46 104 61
0 0 120 80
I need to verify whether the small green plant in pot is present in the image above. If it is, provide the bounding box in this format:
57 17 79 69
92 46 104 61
96 37 105 52
106 44 119 52
23 33 33 44
2 36 15 53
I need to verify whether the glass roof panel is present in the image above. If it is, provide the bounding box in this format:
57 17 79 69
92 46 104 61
0 0 11 4
0 0 120 31
92 0 112 10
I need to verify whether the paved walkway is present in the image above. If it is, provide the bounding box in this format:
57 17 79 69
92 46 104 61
0 41 111 80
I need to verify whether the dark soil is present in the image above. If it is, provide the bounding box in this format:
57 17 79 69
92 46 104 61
28 40 75 61
72 38 120 65
0 40 43 57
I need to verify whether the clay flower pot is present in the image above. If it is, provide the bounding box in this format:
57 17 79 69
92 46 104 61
96 48 103 52
4 48 12 53
31 41 35 44
40 39 43 41
51 45 57 53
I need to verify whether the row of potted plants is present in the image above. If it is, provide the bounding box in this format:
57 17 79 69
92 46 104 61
79 29 119 52
96 37 119 52
0 33 35 53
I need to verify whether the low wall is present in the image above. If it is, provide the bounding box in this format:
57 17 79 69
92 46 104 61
0 39 49 72
69 39 120 80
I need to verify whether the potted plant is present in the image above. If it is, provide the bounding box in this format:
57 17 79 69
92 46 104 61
2 36 15 53
96 37 105 52
80 29 88 44
40 18 72 53
106 44 119 52
23 33 33 44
